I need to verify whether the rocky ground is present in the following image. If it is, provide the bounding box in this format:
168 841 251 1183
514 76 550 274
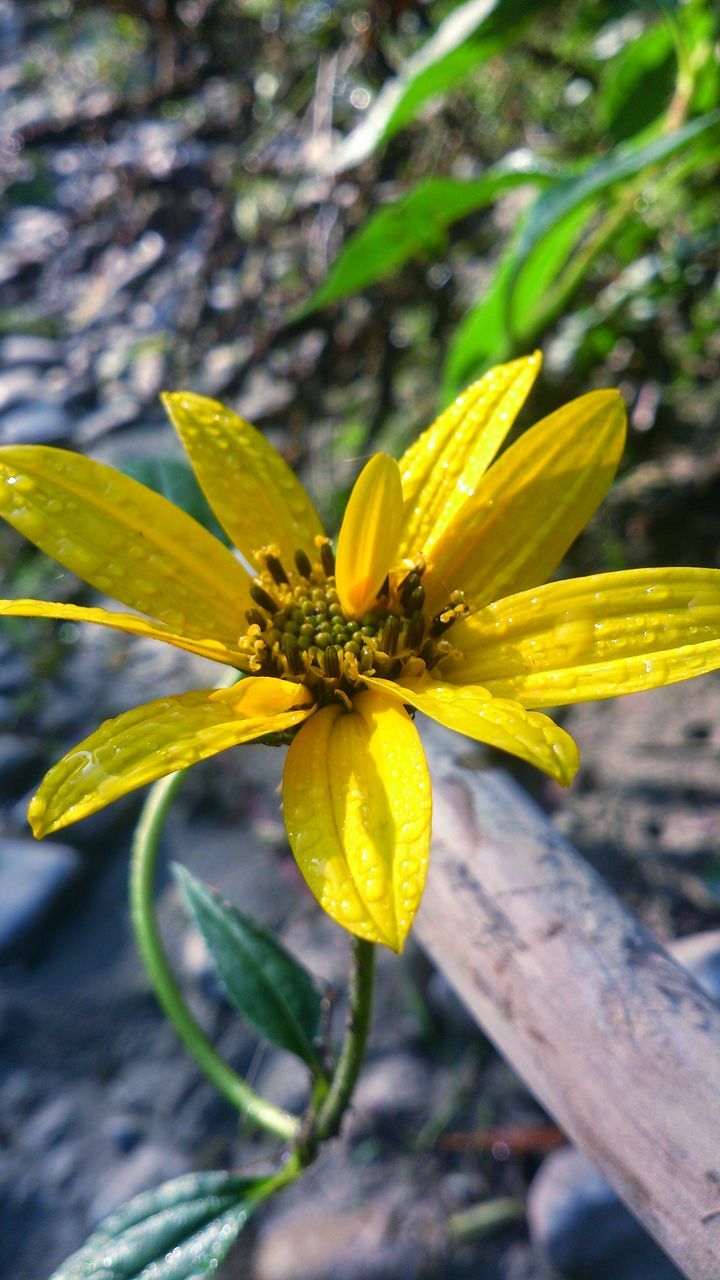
2 3 720 1279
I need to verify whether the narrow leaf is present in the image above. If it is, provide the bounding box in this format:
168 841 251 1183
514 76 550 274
302 156 556 312
175 864 322 1065
319 0 548 173
50 1170 262 1280
443 110 720 394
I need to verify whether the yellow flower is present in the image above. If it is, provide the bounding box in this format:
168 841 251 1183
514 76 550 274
2 352 720 951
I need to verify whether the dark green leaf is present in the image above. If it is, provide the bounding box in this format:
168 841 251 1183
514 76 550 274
50 1170 262 1280
599 22 676 142
443 110 720 394
320 0 549 174
302 156 557 312
121 457 229 544
174 864 323 1065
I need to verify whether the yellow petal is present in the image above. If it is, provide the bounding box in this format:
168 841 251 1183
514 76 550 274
441 567 720 708
282 689 431 951
363 674 578 786
0 445 250 641
335 454 404 619
397 352 541 560
162 391 324 567
0 599 247 667
30 679 314 837
423 390 627 615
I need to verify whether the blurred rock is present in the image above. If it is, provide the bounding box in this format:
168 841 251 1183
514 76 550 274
254 1198 446 1280
0 401 71 445
0 837 82 960
0 734 45 800
670 930 720 1002
0 335 63 366
349 1052 430 1141
87 1142 187 1226
527 1148 682 1280
425 970 479 1039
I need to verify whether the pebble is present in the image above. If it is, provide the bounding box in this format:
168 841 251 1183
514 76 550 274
0 837 81 960
0 335 63 366
527 1147 682 1279
255 1200 444 1280
87 1143 186 1226
0 734 45 800
349 1052 431 1140
0 401 71 445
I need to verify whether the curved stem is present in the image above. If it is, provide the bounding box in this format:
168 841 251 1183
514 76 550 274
314 937 375 1142
130 770 299 1144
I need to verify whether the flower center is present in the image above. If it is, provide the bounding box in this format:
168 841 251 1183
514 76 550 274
235 539 468 705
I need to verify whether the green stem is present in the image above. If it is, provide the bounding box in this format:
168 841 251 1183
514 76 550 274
314 937 375 1142
129 770 299 1144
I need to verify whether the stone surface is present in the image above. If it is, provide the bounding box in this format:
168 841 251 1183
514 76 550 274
0 400 71 444
0 734 45 800
527 1148 683 1280
0 837 82 960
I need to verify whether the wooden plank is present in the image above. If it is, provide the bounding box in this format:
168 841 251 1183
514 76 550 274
415 723 720 1280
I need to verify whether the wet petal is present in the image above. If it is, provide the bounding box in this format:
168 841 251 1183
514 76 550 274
364 674 578 786
0 599 247 667
397 352 541 560
0 445 250 640
423 390 626 614
441 567 720 707
162 392 324 567
282 689 431 951
335 454 404 619
30 679 314 837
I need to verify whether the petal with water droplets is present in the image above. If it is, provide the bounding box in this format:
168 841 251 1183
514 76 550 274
0 598 248 667
282 690 431 951
0 444 250 641
423 390 626 614
397 352 541 560
162 391 324 567
30 679 314 837
441 567 720 706
335 454 404 619
363 673 578 786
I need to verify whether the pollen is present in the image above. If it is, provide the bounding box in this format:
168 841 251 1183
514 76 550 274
235 540 468 704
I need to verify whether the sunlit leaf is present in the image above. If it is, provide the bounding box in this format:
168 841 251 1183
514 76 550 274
175 865 323 1066
122 456 229 544
319 0 548 174
302 156 556 311
598 21 676 142
443 110 720 394
50 1170 262 1280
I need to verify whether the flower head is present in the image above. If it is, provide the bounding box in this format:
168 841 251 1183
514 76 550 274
2 352 719 950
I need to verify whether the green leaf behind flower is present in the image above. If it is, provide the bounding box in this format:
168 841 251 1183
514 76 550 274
50 1170 262 1280
174 864 323 1066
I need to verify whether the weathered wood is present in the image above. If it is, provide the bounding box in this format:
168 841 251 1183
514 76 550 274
415 723 720 1280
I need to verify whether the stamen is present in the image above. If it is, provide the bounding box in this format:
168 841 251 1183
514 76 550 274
405 612 425 649
250 583 280 615
323 646 340 679
245 607 267 630
400 571 422 612
381 614 401 656
294 548 313 579
265 552 289 586
319 539 335 578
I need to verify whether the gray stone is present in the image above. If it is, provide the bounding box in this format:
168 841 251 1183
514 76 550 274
0 652 31 696
87 1142 186 1226
0 837 82 960
527 1148 682 1279
348 1052 431 1141
671 929 720 1002
0 734 45 799
0 335 62 366
0 401 70 445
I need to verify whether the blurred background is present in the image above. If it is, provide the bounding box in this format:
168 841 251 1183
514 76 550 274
0 2 719 1277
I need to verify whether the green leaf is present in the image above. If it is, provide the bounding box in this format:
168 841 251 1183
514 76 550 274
443 109 720 395
598 22 676 142
302 155 557 312
174 864 323 1066
121 457 229 544
319 0 548 174
50 1170 262 1280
